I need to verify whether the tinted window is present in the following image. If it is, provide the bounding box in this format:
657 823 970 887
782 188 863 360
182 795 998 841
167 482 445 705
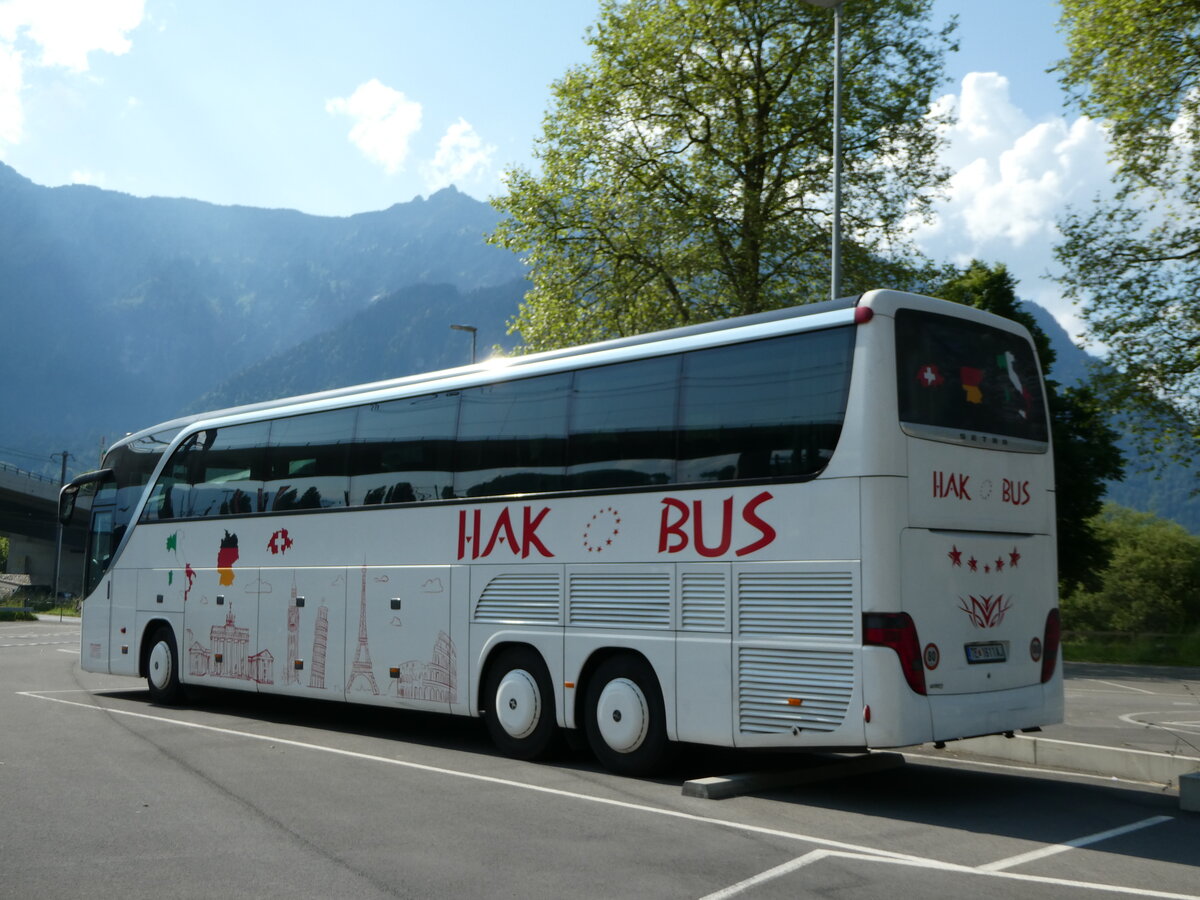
266 409 355 511
895 309 1048 447
351 393 458 504
455 374 570 497
568 355 679 489
678 329 854 483
144 423 270 520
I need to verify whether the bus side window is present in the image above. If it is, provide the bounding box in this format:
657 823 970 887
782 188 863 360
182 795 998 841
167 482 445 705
266 408 355 511
350 393 459 506
568 355 679 490
455 374 570 498
678 329 854 484
141 433 203 522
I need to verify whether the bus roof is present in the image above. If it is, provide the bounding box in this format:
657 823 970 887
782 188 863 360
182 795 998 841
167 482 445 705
107 290 1030 455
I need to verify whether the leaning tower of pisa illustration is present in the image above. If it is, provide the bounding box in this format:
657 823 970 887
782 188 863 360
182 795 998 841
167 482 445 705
308 605 328 690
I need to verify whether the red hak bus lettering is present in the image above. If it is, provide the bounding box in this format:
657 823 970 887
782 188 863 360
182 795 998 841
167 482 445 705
932 470 971 500
1003 478 1031 506
457 506 553 560
657 491 776 558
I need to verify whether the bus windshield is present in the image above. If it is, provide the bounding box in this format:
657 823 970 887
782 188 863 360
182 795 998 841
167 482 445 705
82 427 180 594
894 308 1049 450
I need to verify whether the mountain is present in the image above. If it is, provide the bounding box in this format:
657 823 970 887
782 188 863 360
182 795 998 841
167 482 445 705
1021 301 1200 534
0 162 522 472
190 280 523 411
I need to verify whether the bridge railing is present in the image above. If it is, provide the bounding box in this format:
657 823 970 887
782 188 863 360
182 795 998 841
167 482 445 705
0 461 57 485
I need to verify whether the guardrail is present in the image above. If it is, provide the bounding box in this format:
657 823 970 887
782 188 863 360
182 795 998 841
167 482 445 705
0 460 57 485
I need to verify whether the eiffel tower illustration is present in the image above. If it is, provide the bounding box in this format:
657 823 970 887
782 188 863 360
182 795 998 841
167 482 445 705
347 564 379 694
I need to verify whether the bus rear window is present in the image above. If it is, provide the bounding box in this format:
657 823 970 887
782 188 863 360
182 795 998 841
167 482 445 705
895 309 1048 450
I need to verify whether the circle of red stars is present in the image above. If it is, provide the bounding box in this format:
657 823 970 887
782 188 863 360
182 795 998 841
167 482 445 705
583 507 621 553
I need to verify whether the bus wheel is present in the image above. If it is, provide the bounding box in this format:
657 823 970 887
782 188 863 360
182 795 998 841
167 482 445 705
482 647 560 761
584 654 671 777
145 626 184 705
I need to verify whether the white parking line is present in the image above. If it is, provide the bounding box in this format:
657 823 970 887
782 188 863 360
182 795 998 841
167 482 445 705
18 689 1200 900
1119 711 1200 737
702 849 1200 900
978 815 1173 872
1091 679 1158 695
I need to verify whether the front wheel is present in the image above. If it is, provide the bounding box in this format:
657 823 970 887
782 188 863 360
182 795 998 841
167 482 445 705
482 647 561 761
584 654 671 777
145 626 184 705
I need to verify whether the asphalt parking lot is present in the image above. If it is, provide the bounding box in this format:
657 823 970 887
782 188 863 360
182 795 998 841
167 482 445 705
3 619 1198 899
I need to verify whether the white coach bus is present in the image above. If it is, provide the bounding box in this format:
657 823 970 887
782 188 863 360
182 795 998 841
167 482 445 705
61 289 1063 775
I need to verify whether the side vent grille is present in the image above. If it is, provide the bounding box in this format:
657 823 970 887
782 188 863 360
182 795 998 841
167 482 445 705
680 571 729 632
738 647 854 734
737 571 855 639
474 573 562 624
568 573 671 629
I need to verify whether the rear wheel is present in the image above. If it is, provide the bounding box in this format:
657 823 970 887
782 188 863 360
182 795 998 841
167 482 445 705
584 654 671 777
482 647 561 760
145 626 184 705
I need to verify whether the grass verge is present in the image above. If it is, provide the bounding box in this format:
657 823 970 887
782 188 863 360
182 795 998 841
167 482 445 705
1063 630 1200 667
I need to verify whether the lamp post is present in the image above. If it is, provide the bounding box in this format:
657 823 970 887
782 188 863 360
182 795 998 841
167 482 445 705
450 324 477 364
805 0 844 301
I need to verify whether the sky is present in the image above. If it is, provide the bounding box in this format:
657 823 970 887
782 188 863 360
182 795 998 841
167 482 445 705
0 0 1113 341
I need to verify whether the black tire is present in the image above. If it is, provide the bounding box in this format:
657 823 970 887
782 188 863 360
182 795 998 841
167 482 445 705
482 647 561 761
584 654 672 777
145 626 184 705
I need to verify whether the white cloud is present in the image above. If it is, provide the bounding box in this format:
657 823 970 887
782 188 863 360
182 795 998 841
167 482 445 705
0 0 143 72
0 44 23 147
915 72 1116 339
422 117 495 192
326 79 423 174
0 0 144 150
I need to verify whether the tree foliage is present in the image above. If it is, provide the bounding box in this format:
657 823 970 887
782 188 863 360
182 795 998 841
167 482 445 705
491 0 954 350
1062 504 1200 633
935 261 1125 594
1053 0 1200 467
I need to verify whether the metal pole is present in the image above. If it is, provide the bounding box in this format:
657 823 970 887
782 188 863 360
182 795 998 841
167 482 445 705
831 1 843 301
52 450 69 620
450 324 477 364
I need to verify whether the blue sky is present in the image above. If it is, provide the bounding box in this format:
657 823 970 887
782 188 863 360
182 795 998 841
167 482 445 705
0 0 1111 335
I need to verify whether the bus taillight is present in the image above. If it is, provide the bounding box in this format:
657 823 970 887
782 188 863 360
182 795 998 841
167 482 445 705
863 612 927 696
1041 608 1061 683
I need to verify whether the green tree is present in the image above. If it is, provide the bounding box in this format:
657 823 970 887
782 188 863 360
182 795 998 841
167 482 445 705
1063 504 1200 633
0 535 7 573
491 0 954 350
935 261 1125 594
1053 0 1200 467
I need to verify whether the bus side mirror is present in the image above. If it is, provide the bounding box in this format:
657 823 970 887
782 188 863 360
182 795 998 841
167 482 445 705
59 468 114 526
59 485 79 526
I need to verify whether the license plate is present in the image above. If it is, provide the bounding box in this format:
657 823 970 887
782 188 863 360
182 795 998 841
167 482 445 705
965 641 1008 664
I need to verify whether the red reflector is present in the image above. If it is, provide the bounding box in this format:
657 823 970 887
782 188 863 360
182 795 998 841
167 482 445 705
1041 608 1061 683
863 612 926 695
854 306 874 324
864 705 872 723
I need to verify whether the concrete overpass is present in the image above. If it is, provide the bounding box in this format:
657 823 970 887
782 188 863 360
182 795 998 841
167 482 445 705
0 461 88 597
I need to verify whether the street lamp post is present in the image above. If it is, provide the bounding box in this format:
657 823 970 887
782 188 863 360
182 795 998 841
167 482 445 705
450 324 477 364
805 0 845 301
